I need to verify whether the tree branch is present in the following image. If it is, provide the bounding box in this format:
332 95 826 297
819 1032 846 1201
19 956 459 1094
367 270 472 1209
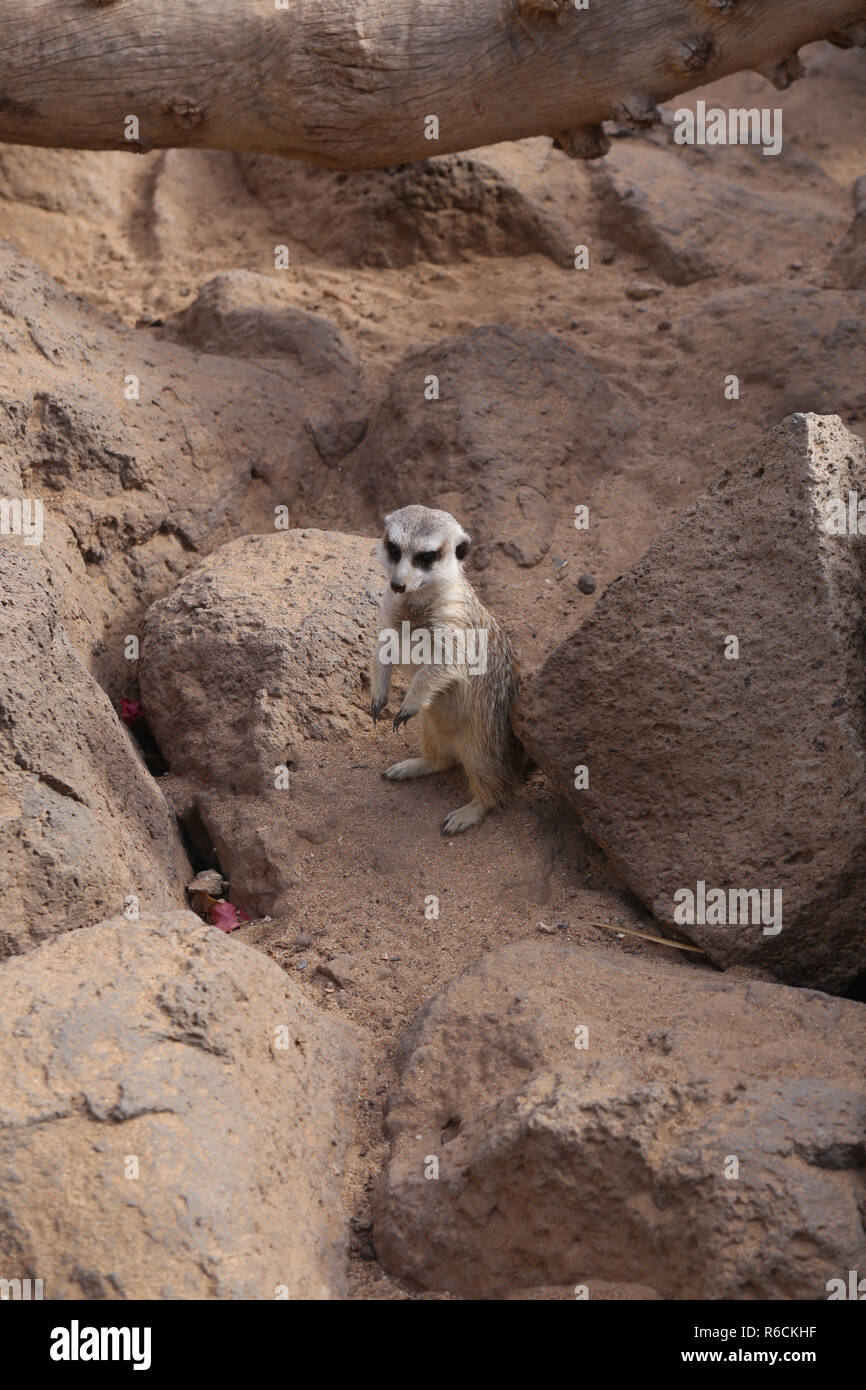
0 0 863 170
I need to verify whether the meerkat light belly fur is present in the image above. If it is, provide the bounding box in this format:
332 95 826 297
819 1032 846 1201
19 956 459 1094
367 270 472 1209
370 504 522 834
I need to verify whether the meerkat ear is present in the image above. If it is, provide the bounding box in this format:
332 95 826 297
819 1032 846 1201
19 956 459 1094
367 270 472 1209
455 532 471 561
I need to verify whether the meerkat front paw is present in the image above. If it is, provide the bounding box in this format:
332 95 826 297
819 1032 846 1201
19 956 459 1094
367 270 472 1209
441 800 487 835
382 757 434 780
371 697 387 723
393 707 415 731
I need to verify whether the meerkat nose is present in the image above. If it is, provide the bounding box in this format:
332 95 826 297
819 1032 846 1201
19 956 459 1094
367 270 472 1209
391 581 406 593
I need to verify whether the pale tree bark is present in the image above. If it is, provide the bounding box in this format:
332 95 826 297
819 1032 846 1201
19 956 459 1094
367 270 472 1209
0 0 863 170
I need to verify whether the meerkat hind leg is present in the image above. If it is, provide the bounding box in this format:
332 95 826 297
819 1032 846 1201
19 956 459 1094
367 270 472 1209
441 799 487 835
441 752 505 834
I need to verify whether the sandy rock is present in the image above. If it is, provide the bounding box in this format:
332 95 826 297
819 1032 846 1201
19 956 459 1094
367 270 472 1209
318 954 358 989
677 286 866 429
0 146 126 218
516 414 866 993
140 529 380 915
236 140 586 269
169 270 367 462
0 911 361 1299
829 177 866 289
374 938 866 1299
353 325 636 569
0 241 365 695
141 529 378 791
186 869 225 898
0 544 190 957
831 215 866 290
625 281 663 301
593 135 843 285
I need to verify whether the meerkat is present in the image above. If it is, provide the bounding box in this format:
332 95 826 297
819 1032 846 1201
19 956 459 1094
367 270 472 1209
369 505 523 834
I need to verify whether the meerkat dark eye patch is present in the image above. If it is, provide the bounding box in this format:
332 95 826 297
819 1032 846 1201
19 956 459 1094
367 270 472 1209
385 540 401 562
413 549 441 569
455 539 470 560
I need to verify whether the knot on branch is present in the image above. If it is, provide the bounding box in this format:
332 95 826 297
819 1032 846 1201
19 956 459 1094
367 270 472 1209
612 93 663 129
160 96 206 131
756 51 806 90
516 0 571 23
673 34 721 74
551 124 610 159
828 22 866 48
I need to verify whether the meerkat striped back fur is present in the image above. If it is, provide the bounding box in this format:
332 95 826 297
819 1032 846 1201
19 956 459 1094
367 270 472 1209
370 504 523 834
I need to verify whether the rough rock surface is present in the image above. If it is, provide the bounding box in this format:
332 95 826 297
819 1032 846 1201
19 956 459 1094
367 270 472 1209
140 530 380 914
516 414 866 993
236 140 585 269
593 135 843 285
829 176 866 290
374 939 866 1299
0 911 361 1299
0 241 366 696
0 544 190 957
167 270 367 463
353 325 637 569
676 286 866 428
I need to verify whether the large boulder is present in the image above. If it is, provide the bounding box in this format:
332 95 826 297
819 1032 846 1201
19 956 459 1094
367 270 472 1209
352 325 637 570
515 414 866 993
593 133 843 285
675 286 866 432
0 543 190 957
0 241 366 695
829 175 866 290
167 270 367 464
236 139 586 269
140 529 380 915
374 938 866 1299
0 911 362 1299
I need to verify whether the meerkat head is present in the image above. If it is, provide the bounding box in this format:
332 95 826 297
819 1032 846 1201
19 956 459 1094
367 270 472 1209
377 505 471 596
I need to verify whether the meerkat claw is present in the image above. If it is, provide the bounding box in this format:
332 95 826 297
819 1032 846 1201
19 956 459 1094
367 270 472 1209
441 800 487 835
393 709 414 731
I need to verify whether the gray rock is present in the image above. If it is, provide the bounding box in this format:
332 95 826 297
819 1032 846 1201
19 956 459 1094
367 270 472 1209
354 325 637 571
676 286 866 428
171 270 367 462
515 414 866 992
830 212 866 290
593 136 843 285
236 139 587 269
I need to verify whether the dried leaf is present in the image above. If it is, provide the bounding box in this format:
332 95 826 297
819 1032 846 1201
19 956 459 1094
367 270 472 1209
210 900 251 932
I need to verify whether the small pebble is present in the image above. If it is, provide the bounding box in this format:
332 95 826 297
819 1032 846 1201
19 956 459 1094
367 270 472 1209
626 281 663 302
578 573 596 595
